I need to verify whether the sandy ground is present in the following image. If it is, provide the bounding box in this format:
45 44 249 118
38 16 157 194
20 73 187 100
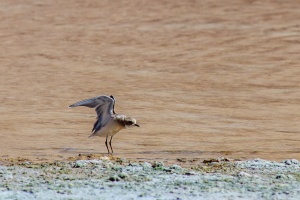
1 0 300 165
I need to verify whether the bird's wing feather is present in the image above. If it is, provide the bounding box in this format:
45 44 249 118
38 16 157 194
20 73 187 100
69 95 116 133
68 95 114 109
92 102 113 133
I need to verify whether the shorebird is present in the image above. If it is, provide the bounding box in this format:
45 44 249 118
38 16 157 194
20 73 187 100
68 95 139 154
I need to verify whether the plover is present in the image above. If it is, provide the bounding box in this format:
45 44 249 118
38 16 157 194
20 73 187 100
69 95 139 154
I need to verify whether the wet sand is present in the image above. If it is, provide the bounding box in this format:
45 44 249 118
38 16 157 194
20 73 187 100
1 0 300 165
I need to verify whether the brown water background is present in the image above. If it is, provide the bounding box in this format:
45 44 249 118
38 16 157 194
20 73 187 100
1 0 300 165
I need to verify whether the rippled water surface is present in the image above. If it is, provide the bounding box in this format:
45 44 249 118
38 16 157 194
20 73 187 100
1 0 300 165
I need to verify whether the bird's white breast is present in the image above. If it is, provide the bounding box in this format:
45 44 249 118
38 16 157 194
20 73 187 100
93 120 124 137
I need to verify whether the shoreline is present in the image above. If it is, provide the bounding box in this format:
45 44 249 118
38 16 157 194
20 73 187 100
1 157 299 199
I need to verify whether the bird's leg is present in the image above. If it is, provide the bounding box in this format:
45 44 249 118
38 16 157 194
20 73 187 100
105 135 110 154
109 136 114 154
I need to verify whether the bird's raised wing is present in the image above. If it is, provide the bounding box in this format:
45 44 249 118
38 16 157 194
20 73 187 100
68 95 114 110
69 95 116 133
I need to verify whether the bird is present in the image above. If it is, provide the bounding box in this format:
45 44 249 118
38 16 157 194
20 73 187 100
68 95 139 154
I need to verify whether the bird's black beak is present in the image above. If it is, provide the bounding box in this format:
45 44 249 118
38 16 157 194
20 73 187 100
135 124 140 127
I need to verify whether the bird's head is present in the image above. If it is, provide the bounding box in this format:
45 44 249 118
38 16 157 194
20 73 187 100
124 117 140 128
